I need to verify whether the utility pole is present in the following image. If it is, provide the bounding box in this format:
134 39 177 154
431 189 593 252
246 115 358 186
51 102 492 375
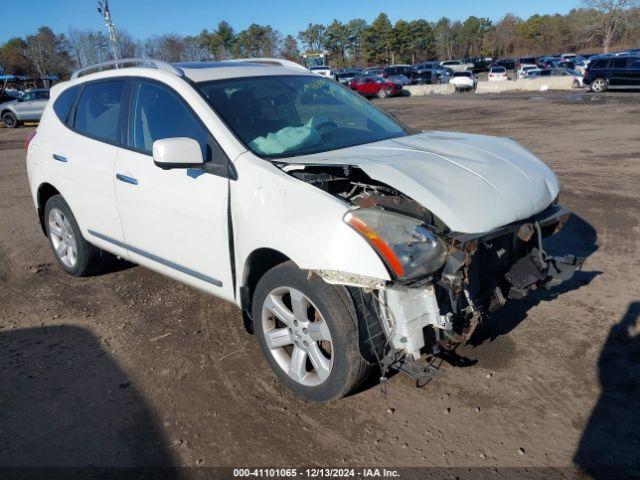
97 0 120 65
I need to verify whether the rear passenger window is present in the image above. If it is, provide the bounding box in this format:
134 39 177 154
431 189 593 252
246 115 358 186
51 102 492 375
53 86 80 125
128 81 209 160
630 61 640 69
611 58 629 69
74 80 125 144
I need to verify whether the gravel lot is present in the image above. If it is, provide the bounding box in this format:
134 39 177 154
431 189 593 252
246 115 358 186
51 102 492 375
1 91 638 476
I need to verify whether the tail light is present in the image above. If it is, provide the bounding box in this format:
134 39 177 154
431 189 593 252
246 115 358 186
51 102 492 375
24 130 37 150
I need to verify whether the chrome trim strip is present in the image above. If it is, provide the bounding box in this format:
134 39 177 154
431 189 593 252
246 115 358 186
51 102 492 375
88 230 223 287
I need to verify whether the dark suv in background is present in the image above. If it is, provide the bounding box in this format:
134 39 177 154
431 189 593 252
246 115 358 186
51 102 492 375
584 56 640 92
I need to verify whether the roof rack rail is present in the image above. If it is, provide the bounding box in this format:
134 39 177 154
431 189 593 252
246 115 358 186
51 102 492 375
227 58 309 72
71 58 184 79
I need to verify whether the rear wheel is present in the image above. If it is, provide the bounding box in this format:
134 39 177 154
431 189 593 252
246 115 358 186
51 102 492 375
591 77 608 93
1 111 18 128
252 261 370 402
45 195 107 276
377 88 388 99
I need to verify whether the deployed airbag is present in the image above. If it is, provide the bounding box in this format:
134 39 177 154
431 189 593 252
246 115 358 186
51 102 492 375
250 118 322 155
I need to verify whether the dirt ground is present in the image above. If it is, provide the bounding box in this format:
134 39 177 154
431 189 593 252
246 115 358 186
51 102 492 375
1 92 638 476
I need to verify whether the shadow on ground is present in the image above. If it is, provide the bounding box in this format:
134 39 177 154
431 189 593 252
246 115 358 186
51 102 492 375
469 213 600 347
573 301 640 479
0 325 179 474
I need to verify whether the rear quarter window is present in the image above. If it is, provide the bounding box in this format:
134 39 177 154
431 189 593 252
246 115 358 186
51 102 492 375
53 86 80 125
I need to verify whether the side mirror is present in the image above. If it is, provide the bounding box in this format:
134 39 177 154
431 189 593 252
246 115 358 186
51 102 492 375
153 137 204 170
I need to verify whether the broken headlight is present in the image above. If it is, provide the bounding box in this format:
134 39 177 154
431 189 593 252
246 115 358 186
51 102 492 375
344 208 448 282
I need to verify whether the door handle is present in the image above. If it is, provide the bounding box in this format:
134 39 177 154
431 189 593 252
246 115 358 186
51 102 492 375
52 154 67 162
116 173 138 185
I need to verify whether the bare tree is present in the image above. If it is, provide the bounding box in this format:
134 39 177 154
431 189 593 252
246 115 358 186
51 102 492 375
583 0 639 52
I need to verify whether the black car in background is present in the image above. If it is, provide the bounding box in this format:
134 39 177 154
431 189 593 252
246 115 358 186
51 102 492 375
584 56 640 92
463 57 491 73
492 58 516 70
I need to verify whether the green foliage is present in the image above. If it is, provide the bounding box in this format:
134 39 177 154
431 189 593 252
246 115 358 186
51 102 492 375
2 5 640 79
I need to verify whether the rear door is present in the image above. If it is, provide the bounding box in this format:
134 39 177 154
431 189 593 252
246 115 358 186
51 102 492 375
609 58 629 86
628 59 640 87
54 79 128 256
113 78 234 300
15 91 38 120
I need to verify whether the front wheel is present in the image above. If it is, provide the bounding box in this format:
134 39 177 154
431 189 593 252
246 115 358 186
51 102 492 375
377 88 388 99
590 77 608 93
252 261 370 402
1 111 18 128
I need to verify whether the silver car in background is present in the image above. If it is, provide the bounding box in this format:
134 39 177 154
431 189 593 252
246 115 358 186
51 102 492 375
0 89 50 128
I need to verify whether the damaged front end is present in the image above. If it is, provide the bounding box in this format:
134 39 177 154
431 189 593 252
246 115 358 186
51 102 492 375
287 163 584 380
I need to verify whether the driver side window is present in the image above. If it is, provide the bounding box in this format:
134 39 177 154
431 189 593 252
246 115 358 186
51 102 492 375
128 80 210 161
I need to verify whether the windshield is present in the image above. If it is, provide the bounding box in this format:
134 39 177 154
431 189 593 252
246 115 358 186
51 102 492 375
197 75 409 159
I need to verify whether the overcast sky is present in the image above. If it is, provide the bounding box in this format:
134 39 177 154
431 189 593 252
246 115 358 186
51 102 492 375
1 0 582 43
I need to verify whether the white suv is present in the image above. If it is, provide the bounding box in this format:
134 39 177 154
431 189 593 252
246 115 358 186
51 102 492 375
26 58 583 402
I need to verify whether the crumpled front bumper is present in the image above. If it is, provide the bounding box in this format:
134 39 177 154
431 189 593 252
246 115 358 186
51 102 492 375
378 203 585 359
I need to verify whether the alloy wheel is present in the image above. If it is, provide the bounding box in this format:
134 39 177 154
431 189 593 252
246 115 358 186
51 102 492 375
592 78 606 93
261 286 333 387
2 113 16 128
48 207 78 268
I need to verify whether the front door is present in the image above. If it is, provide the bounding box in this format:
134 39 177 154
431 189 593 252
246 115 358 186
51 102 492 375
113 79 234 300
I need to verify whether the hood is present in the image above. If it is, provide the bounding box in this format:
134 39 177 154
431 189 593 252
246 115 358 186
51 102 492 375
287 131 559 234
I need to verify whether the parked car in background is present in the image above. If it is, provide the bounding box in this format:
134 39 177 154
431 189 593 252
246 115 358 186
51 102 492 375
409 66 436 85
450 71 477 91
526 68 584 87
0 88 50 128
439 60 473 72
336 70 362 85
363 67 383 77
536 56 558 69
410 63 450 85
517 64 538 79
573 58 588 75
488 66 509 81
382 65 412 85
351 76 403 98
492 59 516 71
516 56 537 71
561 53 577 61
550 59 575 70
463 57 491 73
583 56 640 92
523 69 542 79
309 66 336 80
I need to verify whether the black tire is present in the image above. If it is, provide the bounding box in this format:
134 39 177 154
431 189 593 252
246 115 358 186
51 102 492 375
252 261 370 402
44 195 106 276
1 111 18 129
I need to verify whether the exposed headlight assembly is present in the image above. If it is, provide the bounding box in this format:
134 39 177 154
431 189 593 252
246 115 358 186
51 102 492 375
344 208 448 282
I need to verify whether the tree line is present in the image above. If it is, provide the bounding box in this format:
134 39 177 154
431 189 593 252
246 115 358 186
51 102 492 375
1 0 638 79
